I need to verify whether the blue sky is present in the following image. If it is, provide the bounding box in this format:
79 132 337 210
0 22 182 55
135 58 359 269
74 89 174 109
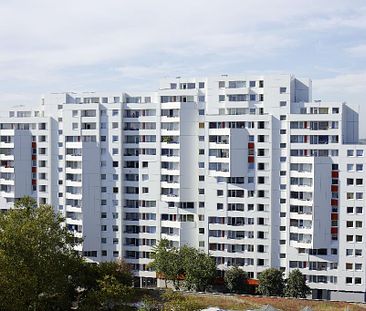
0 0 365 136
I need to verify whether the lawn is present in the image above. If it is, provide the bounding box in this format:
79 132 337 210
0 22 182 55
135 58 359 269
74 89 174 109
184 292 366 311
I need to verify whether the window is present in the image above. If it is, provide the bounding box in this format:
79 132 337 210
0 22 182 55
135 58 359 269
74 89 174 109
280 101 287 107
219 81 225 88
280 87 287 93
249 81 256 87
72 110 78 117
199 82 205 88
219 95 225 101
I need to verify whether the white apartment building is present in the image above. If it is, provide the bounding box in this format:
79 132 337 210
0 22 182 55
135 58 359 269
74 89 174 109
0 74 365 302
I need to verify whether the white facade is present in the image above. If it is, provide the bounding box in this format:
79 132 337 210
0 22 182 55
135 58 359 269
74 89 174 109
0 74 365 301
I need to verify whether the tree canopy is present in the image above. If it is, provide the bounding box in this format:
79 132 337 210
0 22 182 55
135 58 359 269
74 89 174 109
224 266 248 293
256 268 285 297
150 239 216 292
284 269 310 298
0 197 83 310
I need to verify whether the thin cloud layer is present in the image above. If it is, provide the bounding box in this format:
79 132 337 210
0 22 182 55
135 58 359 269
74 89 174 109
0 0 365 135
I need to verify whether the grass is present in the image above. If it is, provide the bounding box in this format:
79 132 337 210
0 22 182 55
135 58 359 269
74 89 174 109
133 289 366 311
184 292 366 311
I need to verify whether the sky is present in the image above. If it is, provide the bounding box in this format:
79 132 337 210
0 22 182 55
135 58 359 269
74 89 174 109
0 0 365 136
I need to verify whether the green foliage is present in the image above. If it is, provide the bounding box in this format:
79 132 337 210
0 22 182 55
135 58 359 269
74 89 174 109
0 197 84 310
79 260 134 310
180 246 216 292
150 239 183 289
138 295 163 311
284 269 311 298
150 240 216 292
224 266 248 293
98 259 133 286
256 268 285 297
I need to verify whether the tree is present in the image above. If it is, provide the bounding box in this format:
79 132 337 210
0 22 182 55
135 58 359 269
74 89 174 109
256 268 285 297
150 239 183 289
78 260 134 310
284 269 310 298
224 266 248 293
98 259 133 286
79 275 133 311
180 246 216 292
0 196 84 310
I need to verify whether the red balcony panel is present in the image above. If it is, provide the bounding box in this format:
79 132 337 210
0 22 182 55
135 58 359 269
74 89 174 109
32 167 37 173
331 199 338 206
248 142 255 149
32 142 37 148
332 171 339 178
331 227 338 234
331 213 338 220
32 179 37 185
248 156 255 163
331 185 338 192
32 155 37 161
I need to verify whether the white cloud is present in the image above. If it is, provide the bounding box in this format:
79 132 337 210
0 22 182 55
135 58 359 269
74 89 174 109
313 72 366 94
345 44 366 57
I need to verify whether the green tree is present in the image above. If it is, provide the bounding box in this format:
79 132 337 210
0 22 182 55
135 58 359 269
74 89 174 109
180 246 216 292
79 275 133 311
0 196 84 310
150 239 183 289
224 266 248 293
284 269 310 298
256 268 285 297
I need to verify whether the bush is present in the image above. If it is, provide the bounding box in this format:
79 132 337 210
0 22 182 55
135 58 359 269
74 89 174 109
256 268 285 297
224 266 248 293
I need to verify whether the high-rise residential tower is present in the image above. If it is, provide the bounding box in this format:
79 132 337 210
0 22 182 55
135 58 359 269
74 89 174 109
0 74 365 301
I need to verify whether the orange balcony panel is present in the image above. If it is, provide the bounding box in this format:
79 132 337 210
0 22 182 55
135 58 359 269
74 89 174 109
248 142 255 149
247 279 259 286
248 156 255 163
331 227 338 234
331 199 338 206
332 171 339 178
331 213 338 220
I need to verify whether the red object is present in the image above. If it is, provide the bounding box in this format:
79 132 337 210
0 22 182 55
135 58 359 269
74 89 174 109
247 279 259 286
332 171 339 178
331 185 338 192
331 199 338 206
248 142 255 149
331 227 338 234
32 142 36 148
32 179 37 185
248 156 255 163
32 155 36 161
331 213 338 220
32 167 37 173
